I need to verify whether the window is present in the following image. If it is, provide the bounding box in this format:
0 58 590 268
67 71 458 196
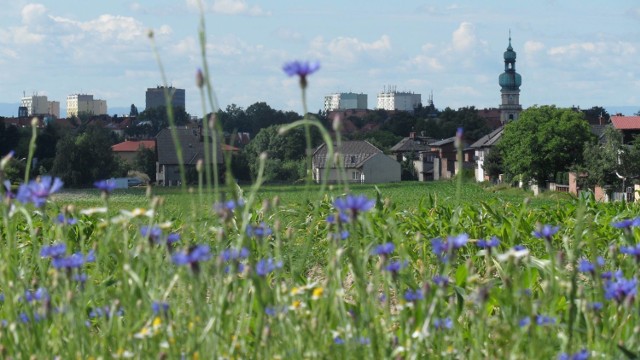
352 171 359 180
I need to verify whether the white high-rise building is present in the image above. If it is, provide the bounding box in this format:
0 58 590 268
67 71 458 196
20 95 60 118
66 94 108 117
376 87 421 112
323 92 368 112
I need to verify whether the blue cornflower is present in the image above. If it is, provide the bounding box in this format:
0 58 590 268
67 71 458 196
404 289 424 302
166 233 180 247
601 271 613 280
172 245 212 273
255 258 283 277
578 259 595 273
430 234 468 262
221 247 249 273
51 250 95 270
89 306 124 319
383 260 407 275
587 302 603 311
333 194 375 220
532 224 560 241
283 60 320 89
1 180 15 200
558 349 589 360
333 336 345 345
93 179 117 194
220 247 250 262
214 199 243 221
519 317 531 327
449 234 469 248
23 288 49 303
357 337 370 345
513 244 527 251
246 222 273 238
477 236 500 250
611 217 640 230
140 226 163 243
620 244 640 261
432 275 449 287
55 213 77 226
40 243 67 258
326 211 349 224
372 242 395 256
433 317 453 330
603 271 637 304
536 315 556 326
74 273 88 285
152 301 170 317
16 176 63 207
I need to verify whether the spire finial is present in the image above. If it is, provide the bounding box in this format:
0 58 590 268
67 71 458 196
509 29 512 45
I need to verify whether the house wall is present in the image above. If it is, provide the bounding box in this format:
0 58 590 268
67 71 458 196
475 149 487 182
313 167 361 184
115 151 137 165
156 164 185 186
362 153 400 183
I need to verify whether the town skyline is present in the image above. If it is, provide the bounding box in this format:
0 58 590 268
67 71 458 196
0 1 638 117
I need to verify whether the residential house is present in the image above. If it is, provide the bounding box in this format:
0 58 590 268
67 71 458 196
426 136 469 180
390 132 435 162
468 126 504 182
111 140 156 165
155 127 223 186
312 140 400 183
611 115 640 144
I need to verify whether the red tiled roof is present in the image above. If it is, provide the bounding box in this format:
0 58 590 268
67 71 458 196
111 140 155 152
611 116 640 130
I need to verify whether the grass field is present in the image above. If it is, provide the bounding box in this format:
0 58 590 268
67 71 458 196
4 170 640 358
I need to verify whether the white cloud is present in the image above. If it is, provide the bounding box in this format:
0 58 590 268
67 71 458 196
189 0 271 16
524 41 544 53
408 55 444 71
21 3 47 25
451 22 477 52
310 35 392 63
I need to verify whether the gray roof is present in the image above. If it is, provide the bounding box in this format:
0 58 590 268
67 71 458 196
390 136 435 152
156 127 223 165
313 140 382 169
590 124 610 142
429 136 456 147
469 126 504 149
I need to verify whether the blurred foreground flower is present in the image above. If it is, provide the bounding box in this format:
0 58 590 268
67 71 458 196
282 60 320 89
255 258 283 277
333 194 375 221
16 175 63 207
172 245 212 274
94 179 117 194
558 349 589 360
603 271 636 304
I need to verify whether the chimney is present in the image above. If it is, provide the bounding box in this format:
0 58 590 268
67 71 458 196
409 132 415 139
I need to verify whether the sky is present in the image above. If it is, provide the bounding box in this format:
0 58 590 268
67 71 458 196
0 0 639 118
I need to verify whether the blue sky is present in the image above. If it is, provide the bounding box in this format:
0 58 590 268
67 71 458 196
0 0 639 117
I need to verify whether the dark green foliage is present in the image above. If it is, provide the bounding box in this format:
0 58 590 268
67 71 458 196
499 106 594 185
483 147 504 181
216 102 302 135
50 125 123 186
0 119 20 157
350 130 401 153
129 104 139 117
134 147 157 182
244 125 320 181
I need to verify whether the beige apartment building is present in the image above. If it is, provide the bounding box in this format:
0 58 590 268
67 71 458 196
66 94 107 117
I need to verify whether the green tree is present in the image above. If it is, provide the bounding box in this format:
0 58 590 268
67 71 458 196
499 106 594 186
576 126 622 189
244 124 320 180
483 147 504 181
51 125 123 186
134 147 157 182
130 104 139 117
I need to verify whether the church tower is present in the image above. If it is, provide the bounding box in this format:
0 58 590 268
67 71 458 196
498 34 522 123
